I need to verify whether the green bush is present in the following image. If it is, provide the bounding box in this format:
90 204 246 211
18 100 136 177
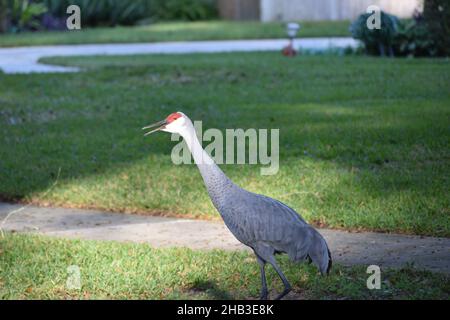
153 0 218 21
421 0 450 56
0 0 219 32
42 0 154 26
394 0 449 58
351 0 449 57
0 0 6 32
394 18 436 57
6 0 47 32
42 0 217 27
350 10 399 56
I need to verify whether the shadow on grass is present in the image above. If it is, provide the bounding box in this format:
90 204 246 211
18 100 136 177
0 54 448 235
187 279 234 300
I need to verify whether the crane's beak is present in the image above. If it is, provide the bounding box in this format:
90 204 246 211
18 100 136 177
142 119 168 136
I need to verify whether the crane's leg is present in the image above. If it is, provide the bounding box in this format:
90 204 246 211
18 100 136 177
255 254 268 300
267 256 292 300
254 244 292 300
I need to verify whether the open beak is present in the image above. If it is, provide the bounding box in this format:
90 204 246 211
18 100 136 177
142 119 168 136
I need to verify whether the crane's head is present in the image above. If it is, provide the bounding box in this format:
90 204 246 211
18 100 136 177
142 111 192 136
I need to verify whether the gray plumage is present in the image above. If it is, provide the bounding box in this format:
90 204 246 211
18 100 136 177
145 112 332 300
195 148 332 300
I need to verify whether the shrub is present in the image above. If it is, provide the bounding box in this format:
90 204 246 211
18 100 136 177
153 0 218 21
6 0 47 32
0 0 7 32
41 0 217 27
421 0 450 56
350 10 400 56
394 1 449 57
0 0 219 32
42 0 154 27
351 0 449 57
394 14 436 57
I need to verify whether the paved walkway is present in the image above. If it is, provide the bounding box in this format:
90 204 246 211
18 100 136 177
1 202 448 274
0 38 358 73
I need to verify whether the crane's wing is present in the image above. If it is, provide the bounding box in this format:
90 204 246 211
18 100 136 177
222 187 311 247
263 195 308 224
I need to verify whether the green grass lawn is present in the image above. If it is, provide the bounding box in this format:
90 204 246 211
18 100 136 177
0 20 351 47
0 53 449 237
0 233 448 299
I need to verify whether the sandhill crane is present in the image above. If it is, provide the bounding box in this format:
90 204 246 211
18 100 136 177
143 112 332 300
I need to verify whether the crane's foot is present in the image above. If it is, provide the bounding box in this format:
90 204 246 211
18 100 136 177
274 286 291 300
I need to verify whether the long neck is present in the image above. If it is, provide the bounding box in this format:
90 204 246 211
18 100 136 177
180 126 233 207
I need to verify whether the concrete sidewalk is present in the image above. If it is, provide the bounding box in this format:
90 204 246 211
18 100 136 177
1 202 449 274
0 38 358 74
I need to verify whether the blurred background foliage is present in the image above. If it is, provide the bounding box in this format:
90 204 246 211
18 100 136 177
350 10 399 57
0 0 448 57
350 0 449 57
0 0 218 32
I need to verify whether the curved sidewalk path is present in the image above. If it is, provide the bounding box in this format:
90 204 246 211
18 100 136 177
0 38 358 74
1 202 448 274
